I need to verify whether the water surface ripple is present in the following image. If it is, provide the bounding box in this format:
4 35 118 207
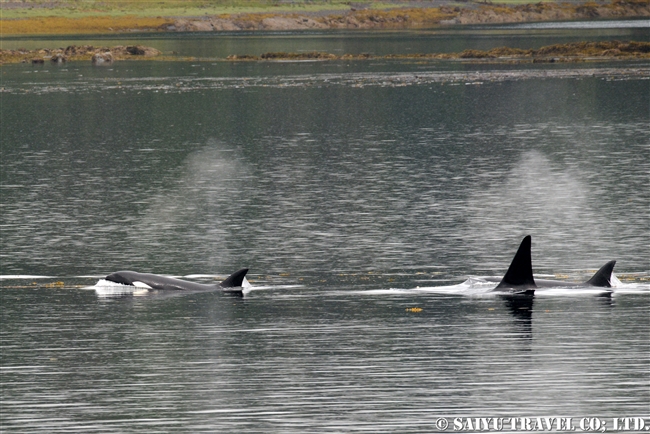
1 288 649 433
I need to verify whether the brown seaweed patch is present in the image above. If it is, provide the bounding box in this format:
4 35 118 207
0 45 162 64
260 51 338 60
224 40 650 62
532 41 650 57
4 40 650 65
459 49 494 59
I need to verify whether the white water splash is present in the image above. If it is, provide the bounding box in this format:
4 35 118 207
91 278 150 297
357 273 649 297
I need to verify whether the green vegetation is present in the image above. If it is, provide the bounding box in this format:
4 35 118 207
3 0 648 20
2 0 400 19
2 0 648 34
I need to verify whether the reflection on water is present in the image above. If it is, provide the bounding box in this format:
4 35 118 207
1 31 649 432
3 66 649 95
502 295 534 339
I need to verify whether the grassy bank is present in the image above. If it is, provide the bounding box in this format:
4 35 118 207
4 0 411 19
1 16 173 34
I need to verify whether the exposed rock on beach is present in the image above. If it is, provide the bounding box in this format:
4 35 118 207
442 0 650 25
229 41 650 62
0 45 161 64
173 15 329 31
3 40 648 65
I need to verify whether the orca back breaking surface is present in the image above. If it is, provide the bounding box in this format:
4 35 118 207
495 235 536 291
105 268 249 293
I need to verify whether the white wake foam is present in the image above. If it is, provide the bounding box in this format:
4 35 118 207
356 273 649 297
91 279 150 298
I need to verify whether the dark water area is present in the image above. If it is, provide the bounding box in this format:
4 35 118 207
1 27 649 433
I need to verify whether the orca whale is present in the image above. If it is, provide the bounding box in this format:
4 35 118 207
104 268 249 294
486 235 615 295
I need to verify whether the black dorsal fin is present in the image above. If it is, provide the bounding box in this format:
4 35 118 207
496 235 536 289
585 260 616 287
219 268 249 288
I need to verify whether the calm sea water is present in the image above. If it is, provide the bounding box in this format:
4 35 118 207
1 26 649 433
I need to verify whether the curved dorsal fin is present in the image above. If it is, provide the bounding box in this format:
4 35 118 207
219 268 249 288
496 235 536 289
585 260 616 287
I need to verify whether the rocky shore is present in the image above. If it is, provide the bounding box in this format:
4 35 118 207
227 41 650 62
169 0 650 32
1 0 649 35
3 41 649 65
0 45 161 65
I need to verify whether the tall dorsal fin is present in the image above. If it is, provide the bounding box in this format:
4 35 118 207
496 235 536 289
219 268 249 288
585 260 616 287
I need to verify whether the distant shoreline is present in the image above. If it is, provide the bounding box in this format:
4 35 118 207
1 0 649 35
